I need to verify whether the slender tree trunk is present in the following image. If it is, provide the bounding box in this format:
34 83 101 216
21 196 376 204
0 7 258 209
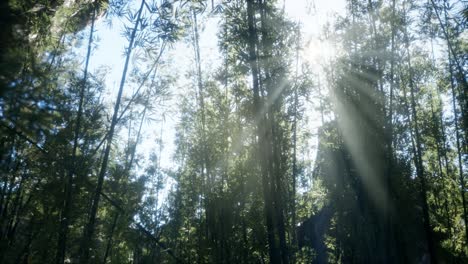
258 1 288 262
79 1 145 262
4 171 25 248
103 100 147 263
448 52 468 244
403 15 437 261
191 11 212 258
291 29 299 251
438 0 468 243
439 0 468 142
385 0 396 260
56 7 96 264
246 1 279 263
429 0 467 89
430 96 454 247
102 212 119 264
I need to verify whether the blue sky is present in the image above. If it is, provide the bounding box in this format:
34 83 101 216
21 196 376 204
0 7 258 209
74 0 348 210
85 0 345 170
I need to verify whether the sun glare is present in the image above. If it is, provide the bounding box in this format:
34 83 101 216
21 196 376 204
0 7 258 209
303 38 338 66
5 0 465 261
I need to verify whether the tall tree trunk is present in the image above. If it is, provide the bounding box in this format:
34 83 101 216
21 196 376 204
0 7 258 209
403 12 437 261
439 0 468 244
79 1 145 262
448 52 468 244
191 11 212 258
103 100 147 263
56 7 96 264
385 0 396 260
246 1 279 263
431 0 468 138
258 1 288 262
102 212 119 264
430 95 454 234
429 0 468 89
291 27 299 251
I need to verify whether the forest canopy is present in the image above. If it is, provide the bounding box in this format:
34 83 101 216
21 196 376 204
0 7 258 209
0 0 467 263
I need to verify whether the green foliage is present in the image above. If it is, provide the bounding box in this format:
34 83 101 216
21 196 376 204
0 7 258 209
1 0 467 263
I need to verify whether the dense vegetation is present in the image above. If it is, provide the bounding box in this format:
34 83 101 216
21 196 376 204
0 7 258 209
0 0 467 263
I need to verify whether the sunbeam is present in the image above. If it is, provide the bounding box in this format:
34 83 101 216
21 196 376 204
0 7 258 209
2 0 466 263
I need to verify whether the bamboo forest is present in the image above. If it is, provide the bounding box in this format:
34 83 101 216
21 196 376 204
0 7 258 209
0 0 467 263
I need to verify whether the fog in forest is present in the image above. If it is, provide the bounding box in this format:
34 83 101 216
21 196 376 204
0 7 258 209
0 0 467 263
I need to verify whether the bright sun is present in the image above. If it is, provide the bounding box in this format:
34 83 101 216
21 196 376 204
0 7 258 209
303 38 338 66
